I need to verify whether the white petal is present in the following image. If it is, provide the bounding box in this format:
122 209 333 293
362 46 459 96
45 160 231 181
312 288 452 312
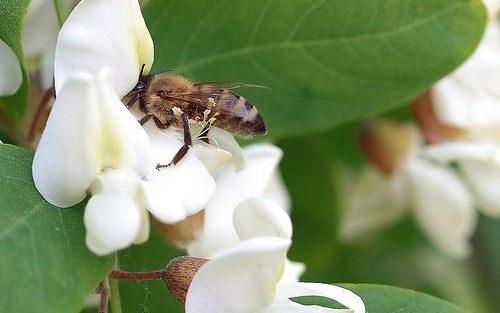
425 141 500 216
271 282 365 313
185 237 291 313
54 0 154 97
94 69 152 176
143 126 215 222
233 197 292 241
458 159 500 217
425 142 500 164
23 0 59 58
84 169 147 255
209 127 246 170
265 170 292 213
188 144 283 257
190 142 232 173
403 158 476 258
40 48 56 90
33 72 103 207
431 19 500 130
482 0 500 18
338 166 407 242
141 179 186 223
280 259 306 283
0 39 22 96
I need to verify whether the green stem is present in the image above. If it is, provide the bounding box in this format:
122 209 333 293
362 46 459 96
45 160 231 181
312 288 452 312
52 0 67 27
109 278 123 313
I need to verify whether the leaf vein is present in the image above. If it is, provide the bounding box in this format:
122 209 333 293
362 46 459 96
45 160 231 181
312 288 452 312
286 0 326 42
176 2 467 72
246 0 275 47
177 0 229 65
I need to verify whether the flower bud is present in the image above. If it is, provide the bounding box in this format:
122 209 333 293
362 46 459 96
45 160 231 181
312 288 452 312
163 256 208 304
412 92 464 143
358 119 412 175
155 211 204 249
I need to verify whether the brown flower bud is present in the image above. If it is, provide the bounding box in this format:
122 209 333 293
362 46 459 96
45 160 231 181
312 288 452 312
163 256 209 304
155 210 204 249
412 91 464 143
358 119 412 175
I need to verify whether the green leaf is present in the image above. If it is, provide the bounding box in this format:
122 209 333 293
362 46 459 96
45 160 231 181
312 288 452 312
143 0 486 138
348 284 472 313
0 0 31 122
0 144 115 313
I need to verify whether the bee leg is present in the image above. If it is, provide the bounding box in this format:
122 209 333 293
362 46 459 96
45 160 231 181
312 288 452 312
138 114 155 125
138 114 170 130
156 113 192 169
125 93 140 109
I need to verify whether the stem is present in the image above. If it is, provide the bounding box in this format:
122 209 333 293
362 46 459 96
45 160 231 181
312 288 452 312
110 269 167 280
108 278 123 313
52 0 67 27
97 281 109 313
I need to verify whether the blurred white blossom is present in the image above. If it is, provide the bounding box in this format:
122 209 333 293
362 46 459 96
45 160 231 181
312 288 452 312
413 1 500 219
0 39 22 96
426 142 500 218
430 2 500 138
23 0 79 88
339 120 476 258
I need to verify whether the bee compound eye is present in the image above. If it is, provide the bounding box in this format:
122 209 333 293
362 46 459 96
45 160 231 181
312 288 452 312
132 81 146 92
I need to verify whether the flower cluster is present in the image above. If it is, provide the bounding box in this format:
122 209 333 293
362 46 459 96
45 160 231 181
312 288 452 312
29 0 366 311
338 0 500 259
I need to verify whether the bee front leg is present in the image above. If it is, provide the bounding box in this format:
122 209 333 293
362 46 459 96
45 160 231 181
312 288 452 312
156 113 192 169
125 93 140 109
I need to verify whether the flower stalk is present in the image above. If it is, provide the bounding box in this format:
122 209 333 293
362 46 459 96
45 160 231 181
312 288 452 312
52 0 68 26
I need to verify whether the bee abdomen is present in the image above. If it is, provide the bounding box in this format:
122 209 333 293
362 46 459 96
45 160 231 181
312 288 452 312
214 109 266 137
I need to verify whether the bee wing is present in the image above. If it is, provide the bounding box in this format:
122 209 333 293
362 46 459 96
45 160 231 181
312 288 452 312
193 82 269 89
166 90 251 117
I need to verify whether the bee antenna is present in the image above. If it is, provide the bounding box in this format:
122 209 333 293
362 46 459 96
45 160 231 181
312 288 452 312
151 68 173 75
139 64 146 77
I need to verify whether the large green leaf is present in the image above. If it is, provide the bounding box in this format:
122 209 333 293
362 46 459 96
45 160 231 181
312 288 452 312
0 144 115 313
143 0 486 138
348 284 472 313
0 0 31 122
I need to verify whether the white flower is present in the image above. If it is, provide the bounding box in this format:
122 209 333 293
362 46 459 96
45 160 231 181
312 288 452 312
185 237 365 313
0 39 22 96
32 68 154 254
340 121 476 258
186 144 292 258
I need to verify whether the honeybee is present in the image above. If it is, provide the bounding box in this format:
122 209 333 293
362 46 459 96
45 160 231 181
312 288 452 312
125 66 267 168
